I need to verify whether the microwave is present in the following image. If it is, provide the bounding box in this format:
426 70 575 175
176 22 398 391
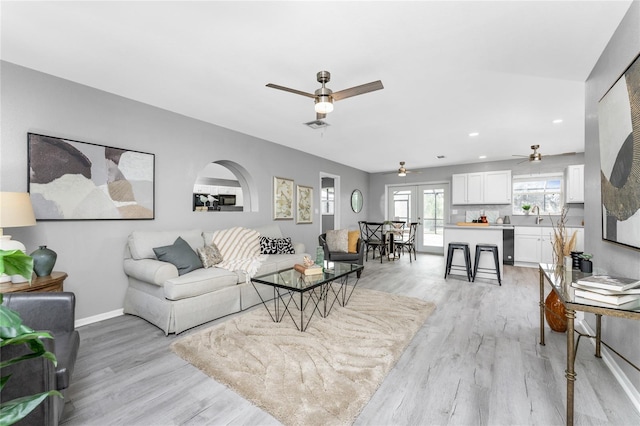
218 194 236 206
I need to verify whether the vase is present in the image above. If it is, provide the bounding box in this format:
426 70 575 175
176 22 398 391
580 259 593 273
30 245 57 277
545 290 567 333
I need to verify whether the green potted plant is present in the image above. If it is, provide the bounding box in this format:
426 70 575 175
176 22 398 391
578 253 593 273
0 250 61 426
0 249 34 284
521 204 532 214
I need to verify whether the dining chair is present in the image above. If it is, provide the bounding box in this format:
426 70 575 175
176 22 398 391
395 222 418 262
359 221 385 261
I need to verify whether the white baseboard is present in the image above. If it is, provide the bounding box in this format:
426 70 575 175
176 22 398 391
577 319 640 414
75 309 123 328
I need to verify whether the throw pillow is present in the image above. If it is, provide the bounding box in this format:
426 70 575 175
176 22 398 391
326 229 349 253
348 230 360 254
153 237 203 276
260 236 295 254
197 243 223 268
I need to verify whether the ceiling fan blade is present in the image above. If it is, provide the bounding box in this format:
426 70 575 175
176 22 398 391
266 83 315 99
332 80 384 101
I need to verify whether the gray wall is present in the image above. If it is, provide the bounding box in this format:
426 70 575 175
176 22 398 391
368 154 586 227
585 1 640 389
0 61 369 320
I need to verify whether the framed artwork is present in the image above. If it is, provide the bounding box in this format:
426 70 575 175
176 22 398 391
28 133 155 220
597 52 640 250
273 176 294 220
296 185 313 224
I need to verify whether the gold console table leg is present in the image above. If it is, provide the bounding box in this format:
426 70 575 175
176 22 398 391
539 266 546 346
565 308 576 426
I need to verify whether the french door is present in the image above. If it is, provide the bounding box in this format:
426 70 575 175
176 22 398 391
387 183 449 254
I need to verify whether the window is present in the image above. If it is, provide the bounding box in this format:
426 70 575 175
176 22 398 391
512 174 563 215
321 187 334 215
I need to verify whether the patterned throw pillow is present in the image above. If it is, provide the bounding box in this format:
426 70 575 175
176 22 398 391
260 236 295 254
326 229 349 253
197 243 223 268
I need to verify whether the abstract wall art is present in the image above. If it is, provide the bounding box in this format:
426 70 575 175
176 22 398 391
597 53 640 250
28 133 155 220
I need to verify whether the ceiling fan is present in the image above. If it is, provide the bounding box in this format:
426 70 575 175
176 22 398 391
266 71 384 120
384 161 421 177
513 144 576 163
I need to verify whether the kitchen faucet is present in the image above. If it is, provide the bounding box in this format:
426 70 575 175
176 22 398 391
532 205 543 224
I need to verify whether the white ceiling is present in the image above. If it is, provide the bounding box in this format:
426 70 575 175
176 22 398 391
0 1 632 173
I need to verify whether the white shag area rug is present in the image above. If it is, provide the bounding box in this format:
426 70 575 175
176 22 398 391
171 288 435 426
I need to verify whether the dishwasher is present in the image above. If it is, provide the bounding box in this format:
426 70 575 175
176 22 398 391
502 227 514 265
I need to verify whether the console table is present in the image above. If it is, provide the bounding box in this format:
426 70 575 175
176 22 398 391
0 271 67 294
538 264 640 426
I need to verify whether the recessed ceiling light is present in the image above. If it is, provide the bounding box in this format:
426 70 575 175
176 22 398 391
469 132 479 137
552 119 563 124
479 155 487 159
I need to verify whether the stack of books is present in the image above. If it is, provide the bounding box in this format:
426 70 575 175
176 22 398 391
294 263 323 276
571 275 640 306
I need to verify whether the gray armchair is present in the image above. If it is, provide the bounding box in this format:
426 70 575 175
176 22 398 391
1 292 80 426
318 233 365 278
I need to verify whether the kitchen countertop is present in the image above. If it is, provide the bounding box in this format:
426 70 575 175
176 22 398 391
445 223 583 229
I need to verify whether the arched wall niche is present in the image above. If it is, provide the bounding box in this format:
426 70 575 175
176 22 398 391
192 160 258 212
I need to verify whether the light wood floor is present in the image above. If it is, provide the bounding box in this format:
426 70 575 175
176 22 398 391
60 254 640 425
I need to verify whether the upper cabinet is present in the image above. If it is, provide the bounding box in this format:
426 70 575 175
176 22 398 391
452 170 511 205
565 164 584 203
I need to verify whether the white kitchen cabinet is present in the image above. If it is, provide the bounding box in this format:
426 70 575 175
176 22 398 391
484 170 512 204
515 226 584 266
451 174 468 205
451 170 511 205
565 164 584 203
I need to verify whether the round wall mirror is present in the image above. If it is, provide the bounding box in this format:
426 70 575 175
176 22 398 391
351 189 363 213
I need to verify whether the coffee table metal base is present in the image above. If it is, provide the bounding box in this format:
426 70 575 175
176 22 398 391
251 272 359 332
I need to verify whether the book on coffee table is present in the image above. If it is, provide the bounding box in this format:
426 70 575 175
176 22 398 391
294 264 323 275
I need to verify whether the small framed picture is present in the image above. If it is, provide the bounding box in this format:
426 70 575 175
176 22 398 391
296 185 313 224
273 176 294 220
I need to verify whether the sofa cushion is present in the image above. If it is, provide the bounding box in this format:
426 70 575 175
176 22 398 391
260 236 295 254
129 229 204 260
326 229 349 253
153 237 203 276
163 267 239 300
197 243 223 268
348 230 360 254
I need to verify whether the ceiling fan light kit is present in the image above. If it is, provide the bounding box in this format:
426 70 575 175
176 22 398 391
267 70 383 118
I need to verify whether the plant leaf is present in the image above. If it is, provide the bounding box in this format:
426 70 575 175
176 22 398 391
0 250 33 281
0 391 62 426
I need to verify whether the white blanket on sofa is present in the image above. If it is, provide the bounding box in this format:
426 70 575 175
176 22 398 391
209 226 266 277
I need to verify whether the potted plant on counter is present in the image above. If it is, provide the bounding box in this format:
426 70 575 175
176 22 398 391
521 204 532 215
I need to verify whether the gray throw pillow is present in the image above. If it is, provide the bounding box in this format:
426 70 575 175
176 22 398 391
197 243 223 268
153 237 203 275
326 229 349 253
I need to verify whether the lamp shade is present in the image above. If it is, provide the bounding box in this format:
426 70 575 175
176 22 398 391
0 192 36 229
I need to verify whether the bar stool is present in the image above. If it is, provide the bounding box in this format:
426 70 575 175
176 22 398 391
472 244 502 285
444 242 472 282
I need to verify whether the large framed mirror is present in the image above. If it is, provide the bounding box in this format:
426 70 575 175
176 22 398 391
351 189 363 213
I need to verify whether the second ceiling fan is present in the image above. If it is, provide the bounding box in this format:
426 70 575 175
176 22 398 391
266 71 384 119
513 144 576 163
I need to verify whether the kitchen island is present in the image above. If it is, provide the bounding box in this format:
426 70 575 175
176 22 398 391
443 224 509 282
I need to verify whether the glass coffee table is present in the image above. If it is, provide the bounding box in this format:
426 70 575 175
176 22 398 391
251 262 364 331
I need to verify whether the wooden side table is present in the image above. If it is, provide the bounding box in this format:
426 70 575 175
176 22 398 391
0 271 67 293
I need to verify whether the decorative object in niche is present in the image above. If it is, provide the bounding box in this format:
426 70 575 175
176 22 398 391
351 189 363 213
273 177 294 220
28 133 154 220
598 52 640 250
296 185 313 224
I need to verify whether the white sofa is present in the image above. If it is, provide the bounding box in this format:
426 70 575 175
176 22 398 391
123 224 310 334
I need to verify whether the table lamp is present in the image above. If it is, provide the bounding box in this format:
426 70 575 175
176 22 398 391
0 192 36 283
